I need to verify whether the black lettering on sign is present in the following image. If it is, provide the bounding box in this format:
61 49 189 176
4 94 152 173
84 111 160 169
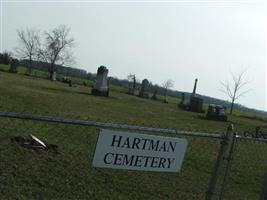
150 157 159 168
168 142 177 152
104 153 114 164
122 154 135 166
148 140 160 151
114 153 123 165
134 155 143 167
158 157 167 168
158 142 167 152
121 137 130 148
111 135 122 147
132 138 141 149
167 158 175 168
141 138 149 150
143 156 152 167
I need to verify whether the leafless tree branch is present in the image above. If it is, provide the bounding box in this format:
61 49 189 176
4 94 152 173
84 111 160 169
38 24 75 80
220 70 250 114
15 28 40 74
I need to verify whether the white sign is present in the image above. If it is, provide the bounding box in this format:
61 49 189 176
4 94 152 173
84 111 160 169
92 129 188 172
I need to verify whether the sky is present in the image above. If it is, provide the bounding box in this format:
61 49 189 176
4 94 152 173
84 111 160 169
0 0 266 111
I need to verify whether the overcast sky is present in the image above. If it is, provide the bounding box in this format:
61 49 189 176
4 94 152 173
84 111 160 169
1 0 266 111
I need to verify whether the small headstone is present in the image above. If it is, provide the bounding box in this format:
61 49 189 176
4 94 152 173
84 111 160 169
68 79 72 87
62 76 72 87
128 75 136 95
91 66 109 97
52 71 57 81
206 104 227 121
9 59 18 73
139 79 149 98
151 90 158 100
25 67 32 76
178 93 190 110
179 93 185 105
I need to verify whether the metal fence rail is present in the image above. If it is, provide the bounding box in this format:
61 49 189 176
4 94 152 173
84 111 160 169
0 111 224 139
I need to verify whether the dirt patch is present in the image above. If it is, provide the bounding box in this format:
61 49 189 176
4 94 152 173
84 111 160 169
11 135 59 154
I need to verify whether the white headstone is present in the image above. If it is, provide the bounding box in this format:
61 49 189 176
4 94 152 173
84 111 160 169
52 71 57 81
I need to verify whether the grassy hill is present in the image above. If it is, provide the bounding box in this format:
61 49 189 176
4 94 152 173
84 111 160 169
0 65 267 199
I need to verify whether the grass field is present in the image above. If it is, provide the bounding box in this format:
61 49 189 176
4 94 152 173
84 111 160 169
0 64 267 199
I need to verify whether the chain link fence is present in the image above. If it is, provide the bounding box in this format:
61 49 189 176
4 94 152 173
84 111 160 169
0 111 266 199
222 136 267 200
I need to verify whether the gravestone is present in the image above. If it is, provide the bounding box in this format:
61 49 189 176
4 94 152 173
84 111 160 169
9 59 18 73
190 96 204 112
91 66 109 97
128 75 136 95
206 104 227 121
192 78 198 97
25 66 32 76
62 76 72 87
151 90 158 100
52 72 57 81
178 93 191 110
178 92 186 107
139 79 149 98
189 78 204 113
179 93 185 105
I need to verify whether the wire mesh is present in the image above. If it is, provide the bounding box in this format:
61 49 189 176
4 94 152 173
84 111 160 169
222 137 267 200
0 114 222 199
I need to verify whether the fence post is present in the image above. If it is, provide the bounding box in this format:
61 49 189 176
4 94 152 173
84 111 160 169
260 170 267 200
219 131 236 200
206 124 234 200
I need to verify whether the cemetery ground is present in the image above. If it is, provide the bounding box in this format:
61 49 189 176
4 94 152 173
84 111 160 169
0 64 267 199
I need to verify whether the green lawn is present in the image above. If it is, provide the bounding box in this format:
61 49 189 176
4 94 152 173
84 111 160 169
0 64 267 199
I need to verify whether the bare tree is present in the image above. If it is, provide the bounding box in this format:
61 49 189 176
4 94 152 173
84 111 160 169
220 71 250 115
162 79 174 101
38 25 75 80
15 28 40 75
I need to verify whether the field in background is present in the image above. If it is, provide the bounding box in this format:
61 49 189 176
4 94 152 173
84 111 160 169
0 64 267 199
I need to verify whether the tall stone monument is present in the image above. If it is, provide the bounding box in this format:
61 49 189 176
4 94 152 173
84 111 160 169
91 66 109 97
138 79 149 98
192 78 198 97
189 78 204 113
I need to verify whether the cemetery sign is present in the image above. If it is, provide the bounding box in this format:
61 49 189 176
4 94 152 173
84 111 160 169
92 129 187 172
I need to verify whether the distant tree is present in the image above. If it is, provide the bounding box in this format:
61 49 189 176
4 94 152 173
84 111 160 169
15 28 40 75
38 24 75 80
162 79 174 102
0 51 12 65
220 71 250 115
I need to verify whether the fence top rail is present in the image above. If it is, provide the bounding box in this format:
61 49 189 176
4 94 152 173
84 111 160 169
0 111 224 140
235 135 267 143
